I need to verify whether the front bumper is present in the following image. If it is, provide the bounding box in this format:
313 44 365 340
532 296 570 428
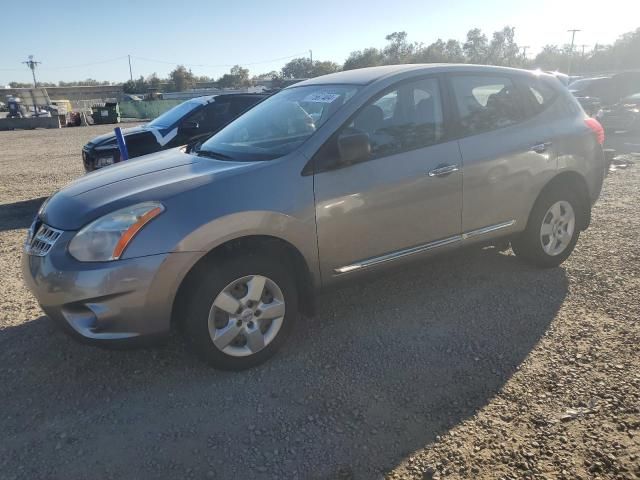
22 239 198 347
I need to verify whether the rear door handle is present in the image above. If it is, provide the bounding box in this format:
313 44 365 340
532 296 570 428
428 164 459 177
531 141 552 154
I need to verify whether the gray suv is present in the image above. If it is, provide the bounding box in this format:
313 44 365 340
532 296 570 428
23 65 605 370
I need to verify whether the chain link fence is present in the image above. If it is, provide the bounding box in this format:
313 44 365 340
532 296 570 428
117 100 183 120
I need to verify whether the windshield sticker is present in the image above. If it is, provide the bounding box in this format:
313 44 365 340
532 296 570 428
303 92 341 103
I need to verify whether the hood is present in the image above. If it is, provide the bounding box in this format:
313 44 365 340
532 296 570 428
40 148 256 230
86 125 149 147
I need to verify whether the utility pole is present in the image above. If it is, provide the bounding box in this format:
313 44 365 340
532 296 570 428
22 55 41 116
128 54 133 81
22 55 41 88
521 45 530 60
579 44 588 57
309 49 313 65
566 29 581 77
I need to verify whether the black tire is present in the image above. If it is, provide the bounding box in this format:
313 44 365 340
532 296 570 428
183 253 298 370
512 186 582 268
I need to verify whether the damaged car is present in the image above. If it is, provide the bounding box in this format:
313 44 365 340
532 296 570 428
82 93 268 172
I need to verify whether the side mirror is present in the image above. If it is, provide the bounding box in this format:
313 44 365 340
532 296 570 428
185 140 203 154
337 131 370 165
180 121 199 133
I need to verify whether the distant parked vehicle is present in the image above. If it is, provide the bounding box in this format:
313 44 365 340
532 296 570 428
24 65 606 370
82 93 268 172
6 97 27 118
569 76 610 115
598 92 640 132
569 72 640 115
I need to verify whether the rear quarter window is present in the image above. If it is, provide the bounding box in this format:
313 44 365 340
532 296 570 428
518 76 559 117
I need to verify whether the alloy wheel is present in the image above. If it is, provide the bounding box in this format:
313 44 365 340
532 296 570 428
208 275 285 357
540 200 576 256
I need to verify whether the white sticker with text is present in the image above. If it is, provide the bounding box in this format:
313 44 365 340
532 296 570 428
303 92 341 103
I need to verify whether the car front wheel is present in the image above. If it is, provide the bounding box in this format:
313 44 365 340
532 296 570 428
184 254 298 370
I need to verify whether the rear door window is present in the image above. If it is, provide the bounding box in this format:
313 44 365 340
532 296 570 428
450 75 527 136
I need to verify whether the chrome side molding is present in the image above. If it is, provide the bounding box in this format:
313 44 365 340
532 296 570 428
461 220 515 240
334 220 516 274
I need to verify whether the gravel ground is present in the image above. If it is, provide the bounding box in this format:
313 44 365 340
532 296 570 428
0 126 638 480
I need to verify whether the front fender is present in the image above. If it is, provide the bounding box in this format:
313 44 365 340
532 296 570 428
175 210 321 288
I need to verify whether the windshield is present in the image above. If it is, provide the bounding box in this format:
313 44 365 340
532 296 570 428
199 85 359 161
148 100 204 128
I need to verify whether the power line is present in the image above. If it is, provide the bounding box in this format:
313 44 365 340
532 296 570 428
131 51 308 68
38 56 128 70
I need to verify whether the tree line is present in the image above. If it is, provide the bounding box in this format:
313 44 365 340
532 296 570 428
9 79 112 88
8 26 639 92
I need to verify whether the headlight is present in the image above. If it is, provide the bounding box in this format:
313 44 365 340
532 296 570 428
94 149 117 168
68 202 164 262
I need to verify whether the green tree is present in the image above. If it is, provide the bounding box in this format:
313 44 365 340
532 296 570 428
217 65 251 89
123 75 156 94
253 71 279 81
415 39 447 63
533 45 568 71
58 79 109 87
147 73 161 90
169 65 196 91
463 28 488 64
311 61 340 76
343 47 384 70
10 81 55 87
281 58 338 78
444 39 466 63
383 31 417 64
609 27 640 70
281 57 312 78
486 26 520 66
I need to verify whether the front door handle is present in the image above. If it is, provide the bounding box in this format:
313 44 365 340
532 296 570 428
531 141 552 154
428 164 459 177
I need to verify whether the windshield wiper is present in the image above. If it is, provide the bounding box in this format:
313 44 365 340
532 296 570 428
197 149 234 161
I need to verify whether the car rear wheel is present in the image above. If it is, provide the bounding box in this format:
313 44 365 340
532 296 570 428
512 187 581 268
184 254 298 370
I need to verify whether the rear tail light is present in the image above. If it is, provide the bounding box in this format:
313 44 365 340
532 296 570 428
585 117 605 145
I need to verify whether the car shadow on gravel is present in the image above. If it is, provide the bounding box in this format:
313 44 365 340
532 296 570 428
0 247 568 479
0 196 46 232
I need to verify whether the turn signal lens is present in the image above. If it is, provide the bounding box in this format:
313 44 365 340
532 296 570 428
69 202 164 262
112 206 163 259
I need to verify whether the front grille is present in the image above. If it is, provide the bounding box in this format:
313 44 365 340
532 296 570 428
25 223 63 257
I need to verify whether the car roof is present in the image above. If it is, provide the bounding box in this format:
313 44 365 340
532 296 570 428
290 64 554 87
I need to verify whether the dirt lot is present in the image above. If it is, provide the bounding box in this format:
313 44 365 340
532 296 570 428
0 125 638 480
